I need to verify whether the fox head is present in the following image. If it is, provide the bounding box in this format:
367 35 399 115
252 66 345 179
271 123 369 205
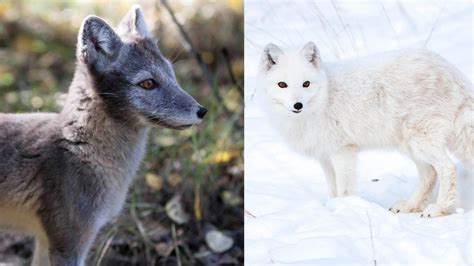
76 5 207 130
259 42 328 116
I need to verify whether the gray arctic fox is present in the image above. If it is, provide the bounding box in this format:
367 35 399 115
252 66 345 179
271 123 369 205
0 5 207 266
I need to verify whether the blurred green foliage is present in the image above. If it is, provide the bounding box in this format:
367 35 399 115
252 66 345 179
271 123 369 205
0 0 243 264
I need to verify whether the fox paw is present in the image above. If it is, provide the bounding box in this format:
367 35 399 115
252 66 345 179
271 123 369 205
420 204 449 218
389 200 420 213
336 189 353 197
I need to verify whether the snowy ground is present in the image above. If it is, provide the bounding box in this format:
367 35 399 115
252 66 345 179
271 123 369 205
244 0 473 264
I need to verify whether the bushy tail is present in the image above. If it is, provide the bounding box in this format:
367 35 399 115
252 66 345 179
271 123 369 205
450 98 474 169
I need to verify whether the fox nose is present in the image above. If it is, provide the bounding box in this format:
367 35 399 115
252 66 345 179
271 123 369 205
197 107 208 119
293 102 303 110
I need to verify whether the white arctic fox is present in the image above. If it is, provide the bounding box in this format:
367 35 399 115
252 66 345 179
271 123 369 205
258 42 473 217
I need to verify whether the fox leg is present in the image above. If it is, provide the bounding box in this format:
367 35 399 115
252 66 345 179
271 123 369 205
407 137 457 217
41 212 98 266
49 224 98 266
48 230 96 266
390 161 437 213
320 158 337 198
330 149 357 197
422 159 457 217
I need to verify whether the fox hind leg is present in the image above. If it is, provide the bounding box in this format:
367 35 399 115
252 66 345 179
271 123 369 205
421 160 457 217
405 136 457 217
390 161 437 213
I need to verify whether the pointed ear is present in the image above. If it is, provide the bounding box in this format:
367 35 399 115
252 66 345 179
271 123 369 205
116 4 149 37
301 41 320 68
261 43 283 71
77 16 122 64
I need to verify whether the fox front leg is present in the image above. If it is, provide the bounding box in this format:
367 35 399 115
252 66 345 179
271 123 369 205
47 229 97 266
330 148 358 197
42 216 98 266
319 158 337 198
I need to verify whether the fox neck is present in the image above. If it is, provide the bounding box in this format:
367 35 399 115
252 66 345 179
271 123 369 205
60 62 149 184
277 107 324 133
271 89 335 157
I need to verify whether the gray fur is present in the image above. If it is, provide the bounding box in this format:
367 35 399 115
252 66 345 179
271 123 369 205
116 4 149 37
0 6 206 266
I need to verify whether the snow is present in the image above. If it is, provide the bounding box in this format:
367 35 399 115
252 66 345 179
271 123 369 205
244 0 473 264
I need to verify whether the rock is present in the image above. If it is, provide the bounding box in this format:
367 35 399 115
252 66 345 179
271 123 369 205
205 229 233 253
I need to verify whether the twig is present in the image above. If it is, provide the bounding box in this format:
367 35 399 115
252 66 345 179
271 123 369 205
245 209 256 218
424 0 446 47
172 223 182 266
130 187 152 264
94 227 117 266
331 0 359 55
299 7 335 58
245 21 287 45
380 1 400 48
366 211 377 266
194 182 202 221
245 36 264 50
313 3 345 58
222 47 243 97
160 0 223 103
396 0 418 34
356 22 369 53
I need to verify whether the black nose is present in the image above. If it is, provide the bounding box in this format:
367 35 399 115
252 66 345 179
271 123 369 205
197 107 208 119
293 102 303 110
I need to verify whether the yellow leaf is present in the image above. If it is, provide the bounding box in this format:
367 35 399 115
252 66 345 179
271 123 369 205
0 3 9 17
202 51 214 64
154 135 177 147
227 0 243 13
223 87 241 112
167 173 182 187
232 59 244 77
31 96 44 109
209 148 241 164
180 143 194 153
14 34 32 53
210 151 232 164
145 173 163 191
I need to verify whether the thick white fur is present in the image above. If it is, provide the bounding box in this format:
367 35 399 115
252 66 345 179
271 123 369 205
258 42 473 217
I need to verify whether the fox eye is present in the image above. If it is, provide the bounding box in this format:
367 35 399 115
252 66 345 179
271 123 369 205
303 81 310 87
138 79 155 90
277 82 287 88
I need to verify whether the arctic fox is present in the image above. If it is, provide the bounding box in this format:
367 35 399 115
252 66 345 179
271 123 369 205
259 42 473 218
0 6 207 266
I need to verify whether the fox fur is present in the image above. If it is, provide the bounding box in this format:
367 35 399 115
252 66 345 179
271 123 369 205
0 5 206 266
259 42 473 218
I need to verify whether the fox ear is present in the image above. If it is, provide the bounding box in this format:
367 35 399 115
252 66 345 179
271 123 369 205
261 43 283 71
301 42 320 68
77 16 122 65
117 5 149 37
